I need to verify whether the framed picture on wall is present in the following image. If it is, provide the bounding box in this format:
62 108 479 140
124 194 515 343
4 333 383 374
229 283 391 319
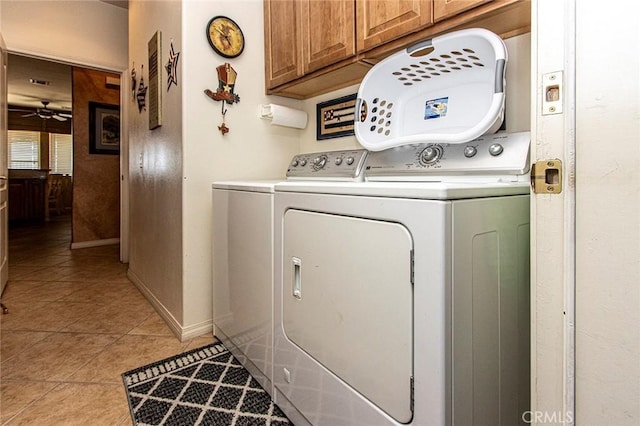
89 102 120 155
316 93 357 140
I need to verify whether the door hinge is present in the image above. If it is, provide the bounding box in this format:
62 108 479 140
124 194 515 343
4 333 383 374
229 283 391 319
410 250 415 285
531 159 563 194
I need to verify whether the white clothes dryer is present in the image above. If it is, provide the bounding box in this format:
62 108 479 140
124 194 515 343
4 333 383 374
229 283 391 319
273 132 531 426
212 180 281 394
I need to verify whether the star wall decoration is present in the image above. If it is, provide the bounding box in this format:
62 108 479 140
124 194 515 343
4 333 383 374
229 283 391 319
131 62 137 101
137 65 148 113
165 40 180 91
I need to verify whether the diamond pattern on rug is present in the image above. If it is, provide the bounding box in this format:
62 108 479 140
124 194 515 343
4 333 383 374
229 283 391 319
122 343 291 426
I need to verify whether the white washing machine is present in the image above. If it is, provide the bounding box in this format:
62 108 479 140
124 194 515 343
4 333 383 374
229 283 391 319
211 148 367 397
273 132 531 425
212 180 280 394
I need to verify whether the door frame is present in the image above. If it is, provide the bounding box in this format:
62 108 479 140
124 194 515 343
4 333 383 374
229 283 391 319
119 67 129 263
530 0 576 423
3 50 129 263
0 33 9 294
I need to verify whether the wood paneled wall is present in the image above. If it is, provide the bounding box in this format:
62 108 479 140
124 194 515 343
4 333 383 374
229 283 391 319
71 67 120 244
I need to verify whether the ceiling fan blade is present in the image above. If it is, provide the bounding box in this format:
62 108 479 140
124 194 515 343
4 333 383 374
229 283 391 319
58 113 73 118
21 112 37 118
52 115 67 121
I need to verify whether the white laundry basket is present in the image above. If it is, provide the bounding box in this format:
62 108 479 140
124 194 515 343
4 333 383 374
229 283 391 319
355 28 507 151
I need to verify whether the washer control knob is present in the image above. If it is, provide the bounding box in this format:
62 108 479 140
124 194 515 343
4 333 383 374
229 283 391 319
489 143 504 156
335 157 343 165
292 159 299 167
300 159 307 166
313 155 328 170
346 156 355 165
463 146 477 158
419 145 443 165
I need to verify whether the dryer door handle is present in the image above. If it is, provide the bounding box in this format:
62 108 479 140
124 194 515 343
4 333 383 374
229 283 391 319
292 257 302 300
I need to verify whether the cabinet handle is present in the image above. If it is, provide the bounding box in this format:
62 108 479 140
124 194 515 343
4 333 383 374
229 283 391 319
0 176 7 180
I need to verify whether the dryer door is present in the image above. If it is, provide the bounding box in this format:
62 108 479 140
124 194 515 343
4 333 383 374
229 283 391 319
283 209 414 423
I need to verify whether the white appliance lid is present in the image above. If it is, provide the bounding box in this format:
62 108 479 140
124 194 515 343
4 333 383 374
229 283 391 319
275 180 530 200
212 180 282 193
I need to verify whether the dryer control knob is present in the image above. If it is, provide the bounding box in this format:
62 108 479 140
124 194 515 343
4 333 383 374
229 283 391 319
300 159 307 166
292 159 299 167
313 155 328 170
335 157 343 165
464 146 477 158
419 145 443 165
489 143 504 156
346 157 355 165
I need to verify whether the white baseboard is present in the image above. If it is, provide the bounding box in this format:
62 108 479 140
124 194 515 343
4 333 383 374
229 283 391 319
127 269 213 342
71 238 120 249
181 318 214 341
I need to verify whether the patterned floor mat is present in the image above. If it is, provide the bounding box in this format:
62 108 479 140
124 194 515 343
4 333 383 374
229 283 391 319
122 343 291 425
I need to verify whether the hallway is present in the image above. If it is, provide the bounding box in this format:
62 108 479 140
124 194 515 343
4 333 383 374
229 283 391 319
0 216 214 425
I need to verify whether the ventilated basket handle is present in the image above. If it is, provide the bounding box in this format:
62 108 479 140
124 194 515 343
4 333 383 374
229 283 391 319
406 39 434 57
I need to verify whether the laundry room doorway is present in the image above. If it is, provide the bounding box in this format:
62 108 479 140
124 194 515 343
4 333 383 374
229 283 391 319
5 52 128 260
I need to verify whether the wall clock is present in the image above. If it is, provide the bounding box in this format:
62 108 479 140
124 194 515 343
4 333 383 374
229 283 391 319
206 16 245 58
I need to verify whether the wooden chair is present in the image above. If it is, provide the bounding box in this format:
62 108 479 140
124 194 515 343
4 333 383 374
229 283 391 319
45 173 64 220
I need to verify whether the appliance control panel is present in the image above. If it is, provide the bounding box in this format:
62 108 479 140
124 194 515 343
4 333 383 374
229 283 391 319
365 131 531 181
287 149 369 181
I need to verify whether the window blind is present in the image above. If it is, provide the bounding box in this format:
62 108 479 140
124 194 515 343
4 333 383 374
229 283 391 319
8 130 40 169
50 133 73 176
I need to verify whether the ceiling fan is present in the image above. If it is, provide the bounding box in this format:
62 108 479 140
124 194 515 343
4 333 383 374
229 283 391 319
12 101 72 121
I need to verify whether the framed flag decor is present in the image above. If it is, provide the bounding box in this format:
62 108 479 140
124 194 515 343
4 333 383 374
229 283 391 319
316 93 357 140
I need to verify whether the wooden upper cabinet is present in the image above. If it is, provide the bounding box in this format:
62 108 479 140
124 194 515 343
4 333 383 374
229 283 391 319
356 0 434 52
265 0 355 90
302 0 356 74
433 0 494 22
264 0 303 89
264 0 531 99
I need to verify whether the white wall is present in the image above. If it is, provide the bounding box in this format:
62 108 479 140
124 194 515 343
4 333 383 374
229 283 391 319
503 33 531 134
575 1 640 423
127 0 185 331
180 0 302 333
0 0 127 71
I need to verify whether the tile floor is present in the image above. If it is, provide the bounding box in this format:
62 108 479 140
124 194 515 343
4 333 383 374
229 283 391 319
0 216 215 425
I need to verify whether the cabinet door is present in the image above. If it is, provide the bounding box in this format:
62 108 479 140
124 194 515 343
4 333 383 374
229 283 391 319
434 0 494 22
302 0 355 74
264 0 303 89
8 182 25 222
26 179 45 220
356 0 433 52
